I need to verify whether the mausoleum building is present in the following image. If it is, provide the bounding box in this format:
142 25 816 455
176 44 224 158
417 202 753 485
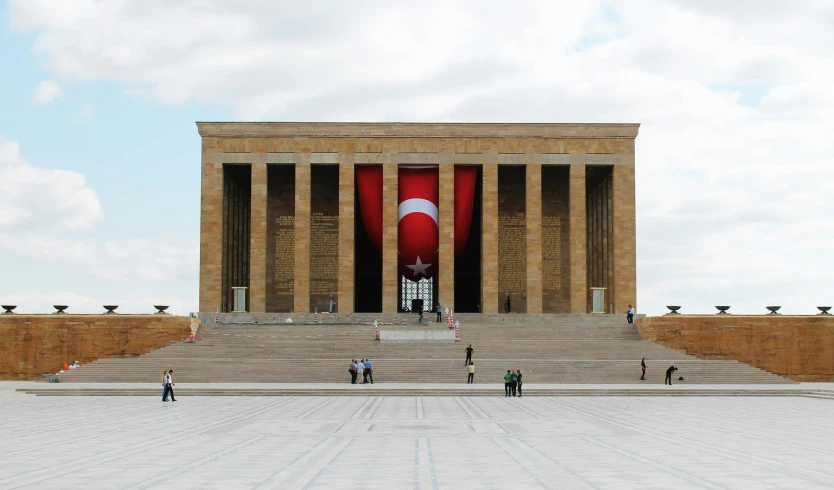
197 122 638 314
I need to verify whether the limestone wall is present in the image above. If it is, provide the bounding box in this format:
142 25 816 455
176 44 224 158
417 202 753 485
0 315 190 380
637 315 834 381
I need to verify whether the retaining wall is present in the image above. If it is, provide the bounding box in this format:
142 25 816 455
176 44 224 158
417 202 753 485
637 315 834 381
0 314 190 380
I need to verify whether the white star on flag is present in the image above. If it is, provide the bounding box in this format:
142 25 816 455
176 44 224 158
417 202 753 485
405 256 432 277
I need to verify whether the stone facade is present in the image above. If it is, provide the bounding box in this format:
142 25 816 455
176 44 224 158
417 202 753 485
0 315 189 380
198 122 639 314
637 315 834 382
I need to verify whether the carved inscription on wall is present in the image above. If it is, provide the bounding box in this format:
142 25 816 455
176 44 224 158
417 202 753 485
273 215 295 299
542 216 561 290
541 166 570 312
310 213 339 299
498 213 527 295
266 165 295 312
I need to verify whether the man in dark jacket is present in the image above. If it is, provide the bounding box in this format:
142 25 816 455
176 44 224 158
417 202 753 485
665 365 678 385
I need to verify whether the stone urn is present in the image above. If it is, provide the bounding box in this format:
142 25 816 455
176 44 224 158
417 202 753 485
53 305 68 314
154 305 170 315
1 305 16 314
715 306 731 314
818 306 832 315
103 305 119 314
665 306 681 314
766 306 781 315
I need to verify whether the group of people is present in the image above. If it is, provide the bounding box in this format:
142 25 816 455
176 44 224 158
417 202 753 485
348 359 374 384
503 370 523 397
641 358 681 385
161 369 176 402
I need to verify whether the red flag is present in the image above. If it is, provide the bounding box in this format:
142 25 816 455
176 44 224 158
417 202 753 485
398 166 438 279
355 166 382 253
454 166 477 257
355 165 477 276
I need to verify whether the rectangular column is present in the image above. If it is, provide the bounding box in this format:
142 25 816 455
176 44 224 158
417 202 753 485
199 150 223 312
438 163 455 312
481 164 499 313
569 163 587 313
382 163 398 313
526 163 543 313
338 160 355 313
293 155 311 312
248 155 267 313
612 163 636 313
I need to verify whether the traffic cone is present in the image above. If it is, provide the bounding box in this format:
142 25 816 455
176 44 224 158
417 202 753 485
455 321 461 340
375 326 379 340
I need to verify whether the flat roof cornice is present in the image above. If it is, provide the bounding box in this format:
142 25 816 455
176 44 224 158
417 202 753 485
196 122 640 139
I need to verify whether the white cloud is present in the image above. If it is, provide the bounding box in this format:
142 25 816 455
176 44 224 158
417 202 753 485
0 233 199 283
0 137 102 231
6 0 834 314
32 80 63 105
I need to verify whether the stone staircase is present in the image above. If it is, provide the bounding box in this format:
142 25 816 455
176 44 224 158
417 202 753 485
57 314 792 385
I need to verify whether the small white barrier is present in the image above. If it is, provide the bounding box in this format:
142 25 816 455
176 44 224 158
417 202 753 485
379 330 456 343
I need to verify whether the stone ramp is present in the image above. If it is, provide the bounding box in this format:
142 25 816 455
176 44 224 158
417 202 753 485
56 316 793 384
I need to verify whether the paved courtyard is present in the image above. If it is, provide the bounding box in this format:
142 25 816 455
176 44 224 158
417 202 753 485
1 393 833 489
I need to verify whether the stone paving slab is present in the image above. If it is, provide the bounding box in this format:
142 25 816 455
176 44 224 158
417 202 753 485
1 394 834 489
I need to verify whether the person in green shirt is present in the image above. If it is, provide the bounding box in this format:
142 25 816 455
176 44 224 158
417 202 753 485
504 370 512 397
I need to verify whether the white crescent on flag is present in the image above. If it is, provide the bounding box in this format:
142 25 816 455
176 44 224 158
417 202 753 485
397 198 439 226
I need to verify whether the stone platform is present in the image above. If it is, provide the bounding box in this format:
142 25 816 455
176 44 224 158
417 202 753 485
2 383 834 489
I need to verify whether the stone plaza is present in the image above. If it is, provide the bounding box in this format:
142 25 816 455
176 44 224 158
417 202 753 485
2 385 834 489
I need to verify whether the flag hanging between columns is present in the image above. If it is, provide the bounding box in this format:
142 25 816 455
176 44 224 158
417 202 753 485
355 165 477 279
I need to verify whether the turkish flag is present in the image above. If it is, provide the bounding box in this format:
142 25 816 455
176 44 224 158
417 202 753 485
399 166 438 279
355 165 477 279
355 166 383 253
454 166 477 257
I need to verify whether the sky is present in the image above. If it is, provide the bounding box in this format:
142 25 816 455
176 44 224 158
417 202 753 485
1 0 832 316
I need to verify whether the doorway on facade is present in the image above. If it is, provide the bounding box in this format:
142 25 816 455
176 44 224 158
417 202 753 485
399 276 435 313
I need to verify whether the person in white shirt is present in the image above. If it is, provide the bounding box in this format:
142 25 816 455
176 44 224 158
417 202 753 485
467 363 475 384
627 305 635 324
164 370 176 402
356 359 365 384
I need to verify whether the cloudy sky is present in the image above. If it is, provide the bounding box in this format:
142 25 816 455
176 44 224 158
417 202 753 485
1 0 832 316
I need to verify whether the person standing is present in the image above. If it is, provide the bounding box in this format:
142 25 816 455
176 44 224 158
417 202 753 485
640 357 647 380
357 359 365 384
627 305 635 324
418 309 424 324
165 370 176 402
665 365 677 385
363 358 373 384
510 371 518 397
467 363 475 384
516 370 523 397
504 370 512 397
436 304 442 322
464 344 474 366
348 359 357 384
329 295 336 313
